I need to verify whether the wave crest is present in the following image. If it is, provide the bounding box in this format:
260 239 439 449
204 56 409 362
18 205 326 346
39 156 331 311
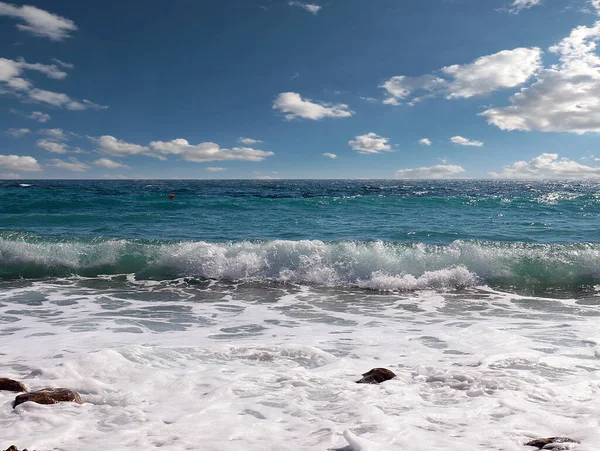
2 233 600 292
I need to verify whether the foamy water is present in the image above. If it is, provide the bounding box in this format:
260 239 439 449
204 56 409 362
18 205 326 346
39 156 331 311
1 277 599 450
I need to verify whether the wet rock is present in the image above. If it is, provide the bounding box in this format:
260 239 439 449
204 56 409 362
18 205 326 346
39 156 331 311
525 437 580 449
0 378 28 393
356 368 396 384
13 388 83 408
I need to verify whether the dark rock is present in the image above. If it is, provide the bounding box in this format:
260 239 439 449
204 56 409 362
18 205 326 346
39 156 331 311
0 378 28 393
13 388 83 408
525 437 580 449
4 446 30 451
356 368 396 384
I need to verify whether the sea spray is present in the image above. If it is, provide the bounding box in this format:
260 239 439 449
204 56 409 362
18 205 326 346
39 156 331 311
2 233 600 293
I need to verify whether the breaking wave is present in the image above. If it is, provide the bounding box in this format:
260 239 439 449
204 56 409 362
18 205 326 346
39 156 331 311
2 232 600 292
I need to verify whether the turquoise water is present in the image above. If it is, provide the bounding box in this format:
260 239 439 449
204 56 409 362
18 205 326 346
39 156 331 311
2 179 600 293
2 179 600 242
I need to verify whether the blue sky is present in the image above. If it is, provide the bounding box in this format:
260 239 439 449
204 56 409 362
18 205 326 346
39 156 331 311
2 0 600 179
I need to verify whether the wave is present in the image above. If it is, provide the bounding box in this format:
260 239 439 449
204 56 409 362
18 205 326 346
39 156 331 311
2 233 600 292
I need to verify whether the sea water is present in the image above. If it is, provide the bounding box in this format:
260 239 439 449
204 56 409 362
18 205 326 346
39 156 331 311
0 180 599 450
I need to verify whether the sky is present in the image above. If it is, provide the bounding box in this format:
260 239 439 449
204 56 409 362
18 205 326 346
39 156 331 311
2 0 600 179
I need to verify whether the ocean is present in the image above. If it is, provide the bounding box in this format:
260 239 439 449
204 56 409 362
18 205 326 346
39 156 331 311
1 179 599 450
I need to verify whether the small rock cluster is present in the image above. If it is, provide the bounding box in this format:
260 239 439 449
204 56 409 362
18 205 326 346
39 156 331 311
1 377 82 450
0 377 82 409
355 369 580 449
1 371 582 449
525 437 580 449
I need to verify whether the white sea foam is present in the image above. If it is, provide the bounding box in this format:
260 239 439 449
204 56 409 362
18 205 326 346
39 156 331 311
0 279 600 449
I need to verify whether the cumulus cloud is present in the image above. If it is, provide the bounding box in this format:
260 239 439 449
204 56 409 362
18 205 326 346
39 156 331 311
36 138 69 154
206 167 227 172
380 48 541 105
0 2 77 41
92 135 152 158
443 48 542 99
380 75 446 104
450 136 484 147
238 137 263 145
481 21 600 134
49 157 89 172
0 57 106 110
273 92 354 120
348 132 393 154
93 158 129 169
489 153 600 179
6 127 30 137
27 111 51 122
508 0 542 13
395 164 465 179
91 135 275 163
38 128 67 140
323 152 337 159
419 138 432 146
288 1 321 14
0 154 41 171
149 139 274 162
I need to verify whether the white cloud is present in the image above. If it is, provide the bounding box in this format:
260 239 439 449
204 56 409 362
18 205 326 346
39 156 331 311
323 152 337 159
489 153 600 179
27 89 108 110
288 1 321 14
481 21 600 134
0 2 77 41
273 92 354 120
348 132 393 154
92 135 275 163
442 48 542 99
206 167 227 172
380 75 446 104
380 48 541 104
149 139 274 162
360 96 379 103
238 137 263 145
395 164 465 179
93 158 129 169
38 128 66 140
27 111 51 122
0 57 106 111
0 57 67 82
419 138 432 146
92 135 152 158
450 136 484 147
36 138 69 154
51 58 74 69
6 128 30 137
508 0 542 13
49 157 89 172
0 154 41 171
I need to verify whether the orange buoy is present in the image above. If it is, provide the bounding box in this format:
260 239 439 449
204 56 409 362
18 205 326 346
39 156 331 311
169 193 175 199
